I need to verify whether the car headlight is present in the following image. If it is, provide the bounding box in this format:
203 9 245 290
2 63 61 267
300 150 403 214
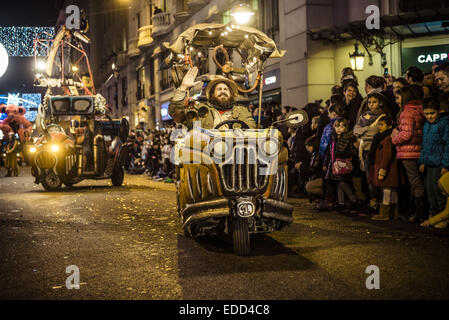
50 144 59 152
29 147 37 153
263 139 278 156
213 141 228 157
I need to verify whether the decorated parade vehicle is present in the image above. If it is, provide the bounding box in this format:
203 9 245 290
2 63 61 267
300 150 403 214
28 23 130 191
167 23 307 255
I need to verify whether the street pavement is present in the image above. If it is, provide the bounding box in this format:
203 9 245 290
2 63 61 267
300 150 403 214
1 166 449 299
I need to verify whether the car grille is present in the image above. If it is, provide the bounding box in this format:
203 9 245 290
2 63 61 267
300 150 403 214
217 145 271 195
36 150 56 169
270 165 287 201
65 155 77 175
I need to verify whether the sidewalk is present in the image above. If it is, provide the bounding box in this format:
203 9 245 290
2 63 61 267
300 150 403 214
124 173 176 192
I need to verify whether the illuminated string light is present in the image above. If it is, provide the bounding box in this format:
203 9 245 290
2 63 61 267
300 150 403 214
0 27 55 57
0 93 40 121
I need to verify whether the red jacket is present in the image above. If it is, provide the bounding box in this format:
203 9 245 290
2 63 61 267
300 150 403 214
369 135 403 187
391 101 424 159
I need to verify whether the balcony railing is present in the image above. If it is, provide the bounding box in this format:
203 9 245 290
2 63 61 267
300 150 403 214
127 37 140 57
137 25 154 48
152 12 173 36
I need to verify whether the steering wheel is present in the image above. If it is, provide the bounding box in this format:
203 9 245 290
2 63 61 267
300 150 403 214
214 119 250 130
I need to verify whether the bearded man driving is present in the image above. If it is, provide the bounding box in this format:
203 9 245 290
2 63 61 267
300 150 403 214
168 67 256 129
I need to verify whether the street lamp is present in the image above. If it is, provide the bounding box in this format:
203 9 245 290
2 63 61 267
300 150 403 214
349 43 365 71
36 60 47 72
230 4 254 25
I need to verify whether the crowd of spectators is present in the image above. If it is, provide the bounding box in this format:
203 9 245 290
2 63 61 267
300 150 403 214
281 61 449 229
124 126 176 183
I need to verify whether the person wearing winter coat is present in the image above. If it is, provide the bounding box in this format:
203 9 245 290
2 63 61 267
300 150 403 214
146 143 161 177
292 103 321 166
369 116 403 220
304 134 323 198
323 118 357 212
319 104 344 158
391 86 426 222
417 97 449 218
353 91 387 208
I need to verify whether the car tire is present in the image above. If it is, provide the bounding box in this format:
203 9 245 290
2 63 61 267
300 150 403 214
41 170 62 191
111 166 124 186
233 217 251 256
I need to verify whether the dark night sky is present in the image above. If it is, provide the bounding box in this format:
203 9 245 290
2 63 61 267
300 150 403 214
0 0 61 27
0 0 61 94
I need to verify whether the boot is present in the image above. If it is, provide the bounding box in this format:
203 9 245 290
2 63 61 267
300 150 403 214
372 204 390 221
409 197 427 223
5 169 11 177
390 203 399 220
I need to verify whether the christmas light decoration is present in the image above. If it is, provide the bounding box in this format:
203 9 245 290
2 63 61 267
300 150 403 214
0 27 55 57
0 93 41 121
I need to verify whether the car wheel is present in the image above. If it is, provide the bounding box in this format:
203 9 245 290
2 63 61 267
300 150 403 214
111 166 124 186
233 217 251 256
41 170 62 191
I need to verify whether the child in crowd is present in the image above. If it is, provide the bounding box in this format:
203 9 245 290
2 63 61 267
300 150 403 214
417 97 449 218
318 104 345 210
369 116 402 220
391 86 426 222
323 118 357 212
319 104 344 158
353 92 387 211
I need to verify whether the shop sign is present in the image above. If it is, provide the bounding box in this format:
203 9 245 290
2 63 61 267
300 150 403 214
401 44 449 74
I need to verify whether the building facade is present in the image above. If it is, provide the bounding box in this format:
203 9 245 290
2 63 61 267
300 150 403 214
87 0 449 130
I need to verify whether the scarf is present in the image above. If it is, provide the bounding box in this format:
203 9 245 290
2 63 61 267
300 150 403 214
357 107 384 128
369 128 393 164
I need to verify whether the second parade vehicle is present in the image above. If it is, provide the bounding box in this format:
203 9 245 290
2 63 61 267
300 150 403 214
28 24 130 191
29 95 130 191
